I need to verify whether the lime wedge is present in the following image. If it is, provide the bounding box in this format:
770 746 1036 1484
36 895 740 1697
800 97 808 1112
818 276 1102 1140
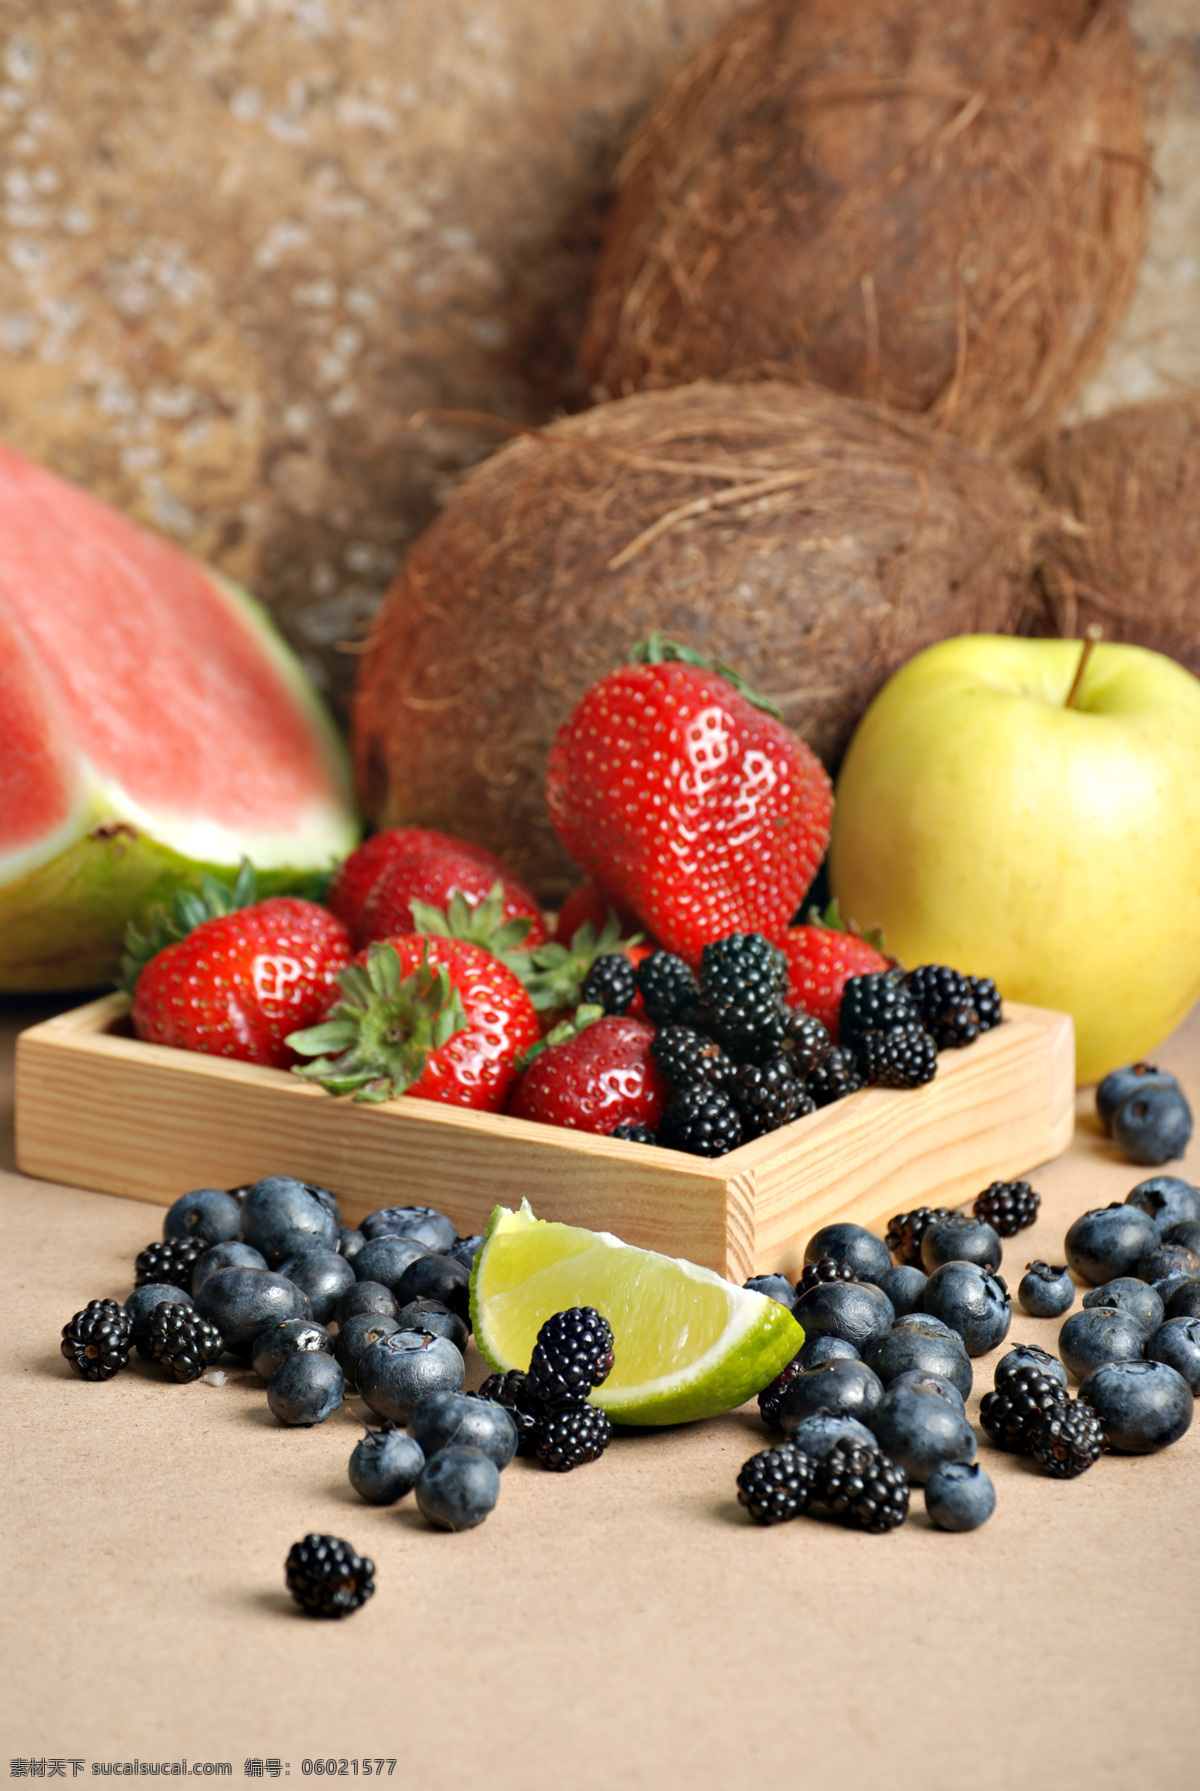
470 1200 803 1426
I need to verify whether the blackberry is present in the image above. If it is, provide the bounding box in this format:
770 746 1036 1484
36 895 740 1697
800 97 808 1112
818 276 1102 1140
527 1307 614 1403
134 1236 209 1290
1029 1400 1106 1478
661 1084 744 1156
651 1026 735 1093
838 972 918 1052
758 1352 806 1428
974 1180 1041 1238
636 951 701 1027
970 976 1002 1031
886 1207 953 1268
477 1369 543 1454
796 1257 861 1295
284 1533 375 1618
610 1121 660 1145
581 953 636 1016
730 1058 812 1139
536 1401 613 1471
781 1012 833 1077
145 1304 224 1382
698 932 790 1063
858 1025 938 1089
904 964 981 1049
979 1367 1067 1451
805 1046 864 1107
736 1443 818 1524
819 1443 910 1532
61 1299 132 1381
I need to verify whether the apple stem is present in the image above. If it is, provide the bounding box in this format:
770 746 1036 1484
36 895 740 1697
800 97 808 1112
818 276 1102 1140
1064 624 1104 710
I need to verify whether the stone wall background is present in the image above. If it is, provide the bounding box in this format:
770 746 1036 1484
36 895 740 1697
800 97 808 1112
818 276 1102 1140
0 0 1195 721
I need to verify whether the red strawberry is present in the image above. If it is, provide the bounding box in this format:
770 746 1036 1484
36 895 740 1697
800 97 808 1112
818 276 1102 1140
546 637 832 965
554 879 640 945
780 920 889 1041
330 826 547 951
131 897 353 1067
506 1013 667 1135
288 933 539 1112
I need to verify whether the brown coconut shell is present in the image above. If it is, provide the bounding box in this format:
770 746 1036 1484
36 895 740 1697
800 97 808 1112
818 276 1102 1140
352 381 1043 898
1025 396 1200 670
581 0 1149 460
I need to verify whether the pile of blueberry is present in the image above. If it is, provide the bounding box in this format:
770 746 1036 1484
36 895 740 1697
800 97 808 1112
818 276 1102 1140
1096 1062 1194 1167
596 938 1000 1157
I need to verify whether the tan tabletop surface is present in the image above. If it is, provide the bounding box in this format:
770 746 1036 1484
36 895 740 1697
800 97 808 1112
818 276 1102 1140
3 995 1199 1791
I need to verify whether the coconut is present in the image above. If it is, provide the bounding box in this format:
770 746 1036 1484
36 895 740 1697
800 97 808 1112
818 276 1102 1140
352 381 1042 898
1024 397 1200 671
581 0 1149 460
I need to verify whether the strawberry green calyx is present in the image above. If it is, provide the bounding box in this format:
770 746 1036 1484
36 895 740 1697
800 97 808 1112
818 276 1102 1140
287 940 468 1102
119 859 260 994
409 881 536 981
629 632 782 721
523 914 641 1014
515 1003 605 1073
803 895 890 960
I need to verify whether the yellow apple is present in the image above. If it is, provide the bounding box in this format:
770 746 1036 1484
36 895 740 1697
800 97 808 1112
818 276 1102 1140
828 635 1200 1084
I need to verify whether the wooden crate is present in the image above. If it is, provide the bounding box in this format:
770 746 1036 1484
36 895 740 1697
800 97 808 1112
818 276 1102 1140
15 994 1074 1282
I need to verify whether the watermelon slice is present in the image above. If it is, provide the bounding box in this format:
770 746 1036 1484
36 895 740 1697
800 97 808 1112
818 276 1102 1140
0 441 358 991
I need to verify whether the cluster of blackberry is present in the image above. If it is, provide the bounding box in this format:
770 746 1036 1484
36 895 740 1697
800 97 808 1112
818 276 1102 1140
478 1307 615 1472
737 1438 910 1533
979 1348 1106 1478
61 1282 222 1385
603 938 1002 1158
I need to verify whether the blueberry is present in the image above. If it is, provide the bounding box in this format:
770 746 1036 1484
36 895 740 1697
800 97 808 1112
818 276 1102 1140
335 1314 401 1384
1078 1359 1193 1452
449 1235 484 1273
360 1205 458 1253
803 1223 892 1285
195 1267 311 1352
277 1247 356 1325
353 1235 430 1295
1125 1176 1200 1235
878 1264 928 1317
1097 1064 1180 1133
1018 1262 1075 1319
867 1384 977 1484
124 1282 193 1349
348 1424 425 1504
395 1297 469 1354
191 1240 267 1296
862 1328 972 1401
240 1176 340 1265
743 1274 797 1309
1065 1203 1159 1285
1058 1307 1145 1382
1164 1220 1200 1254
267 1352 345 1426
923 1261 1011 1356
797 1334 861 1370
395 1254 471 1325
775 1358 884 1431
1144 1317 1200 1394
1138 1243 1200 1285
338 1228 366 1263
1082 1278 1164 1335
357 1329 465 1423
1155 1274 1199 1308
994 1344 1069 1390
410 1392 518 1469
888 1369 967 1413
415 1445 500 1531
892 1313 958 1340
251 1317 335 1382
791 1280 894 1351
1111 1085 1193 1167
334 1281 400 1326
783 1414 878 1460
163 1187 243 1245
924 1461 996 1532
920 1213 1002 1273
1166 1279 1200 1321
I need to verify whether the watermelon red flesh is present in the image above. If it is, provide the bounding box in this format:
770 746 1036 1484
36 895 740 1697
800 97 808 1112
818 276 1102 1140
0 440 352 878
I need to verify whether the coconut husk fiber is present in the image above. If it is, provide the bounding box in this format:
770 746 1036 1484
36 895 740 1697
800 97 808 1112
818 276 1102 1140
581 0 1150 460
352 381 1043 898
1024 396 1200 671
